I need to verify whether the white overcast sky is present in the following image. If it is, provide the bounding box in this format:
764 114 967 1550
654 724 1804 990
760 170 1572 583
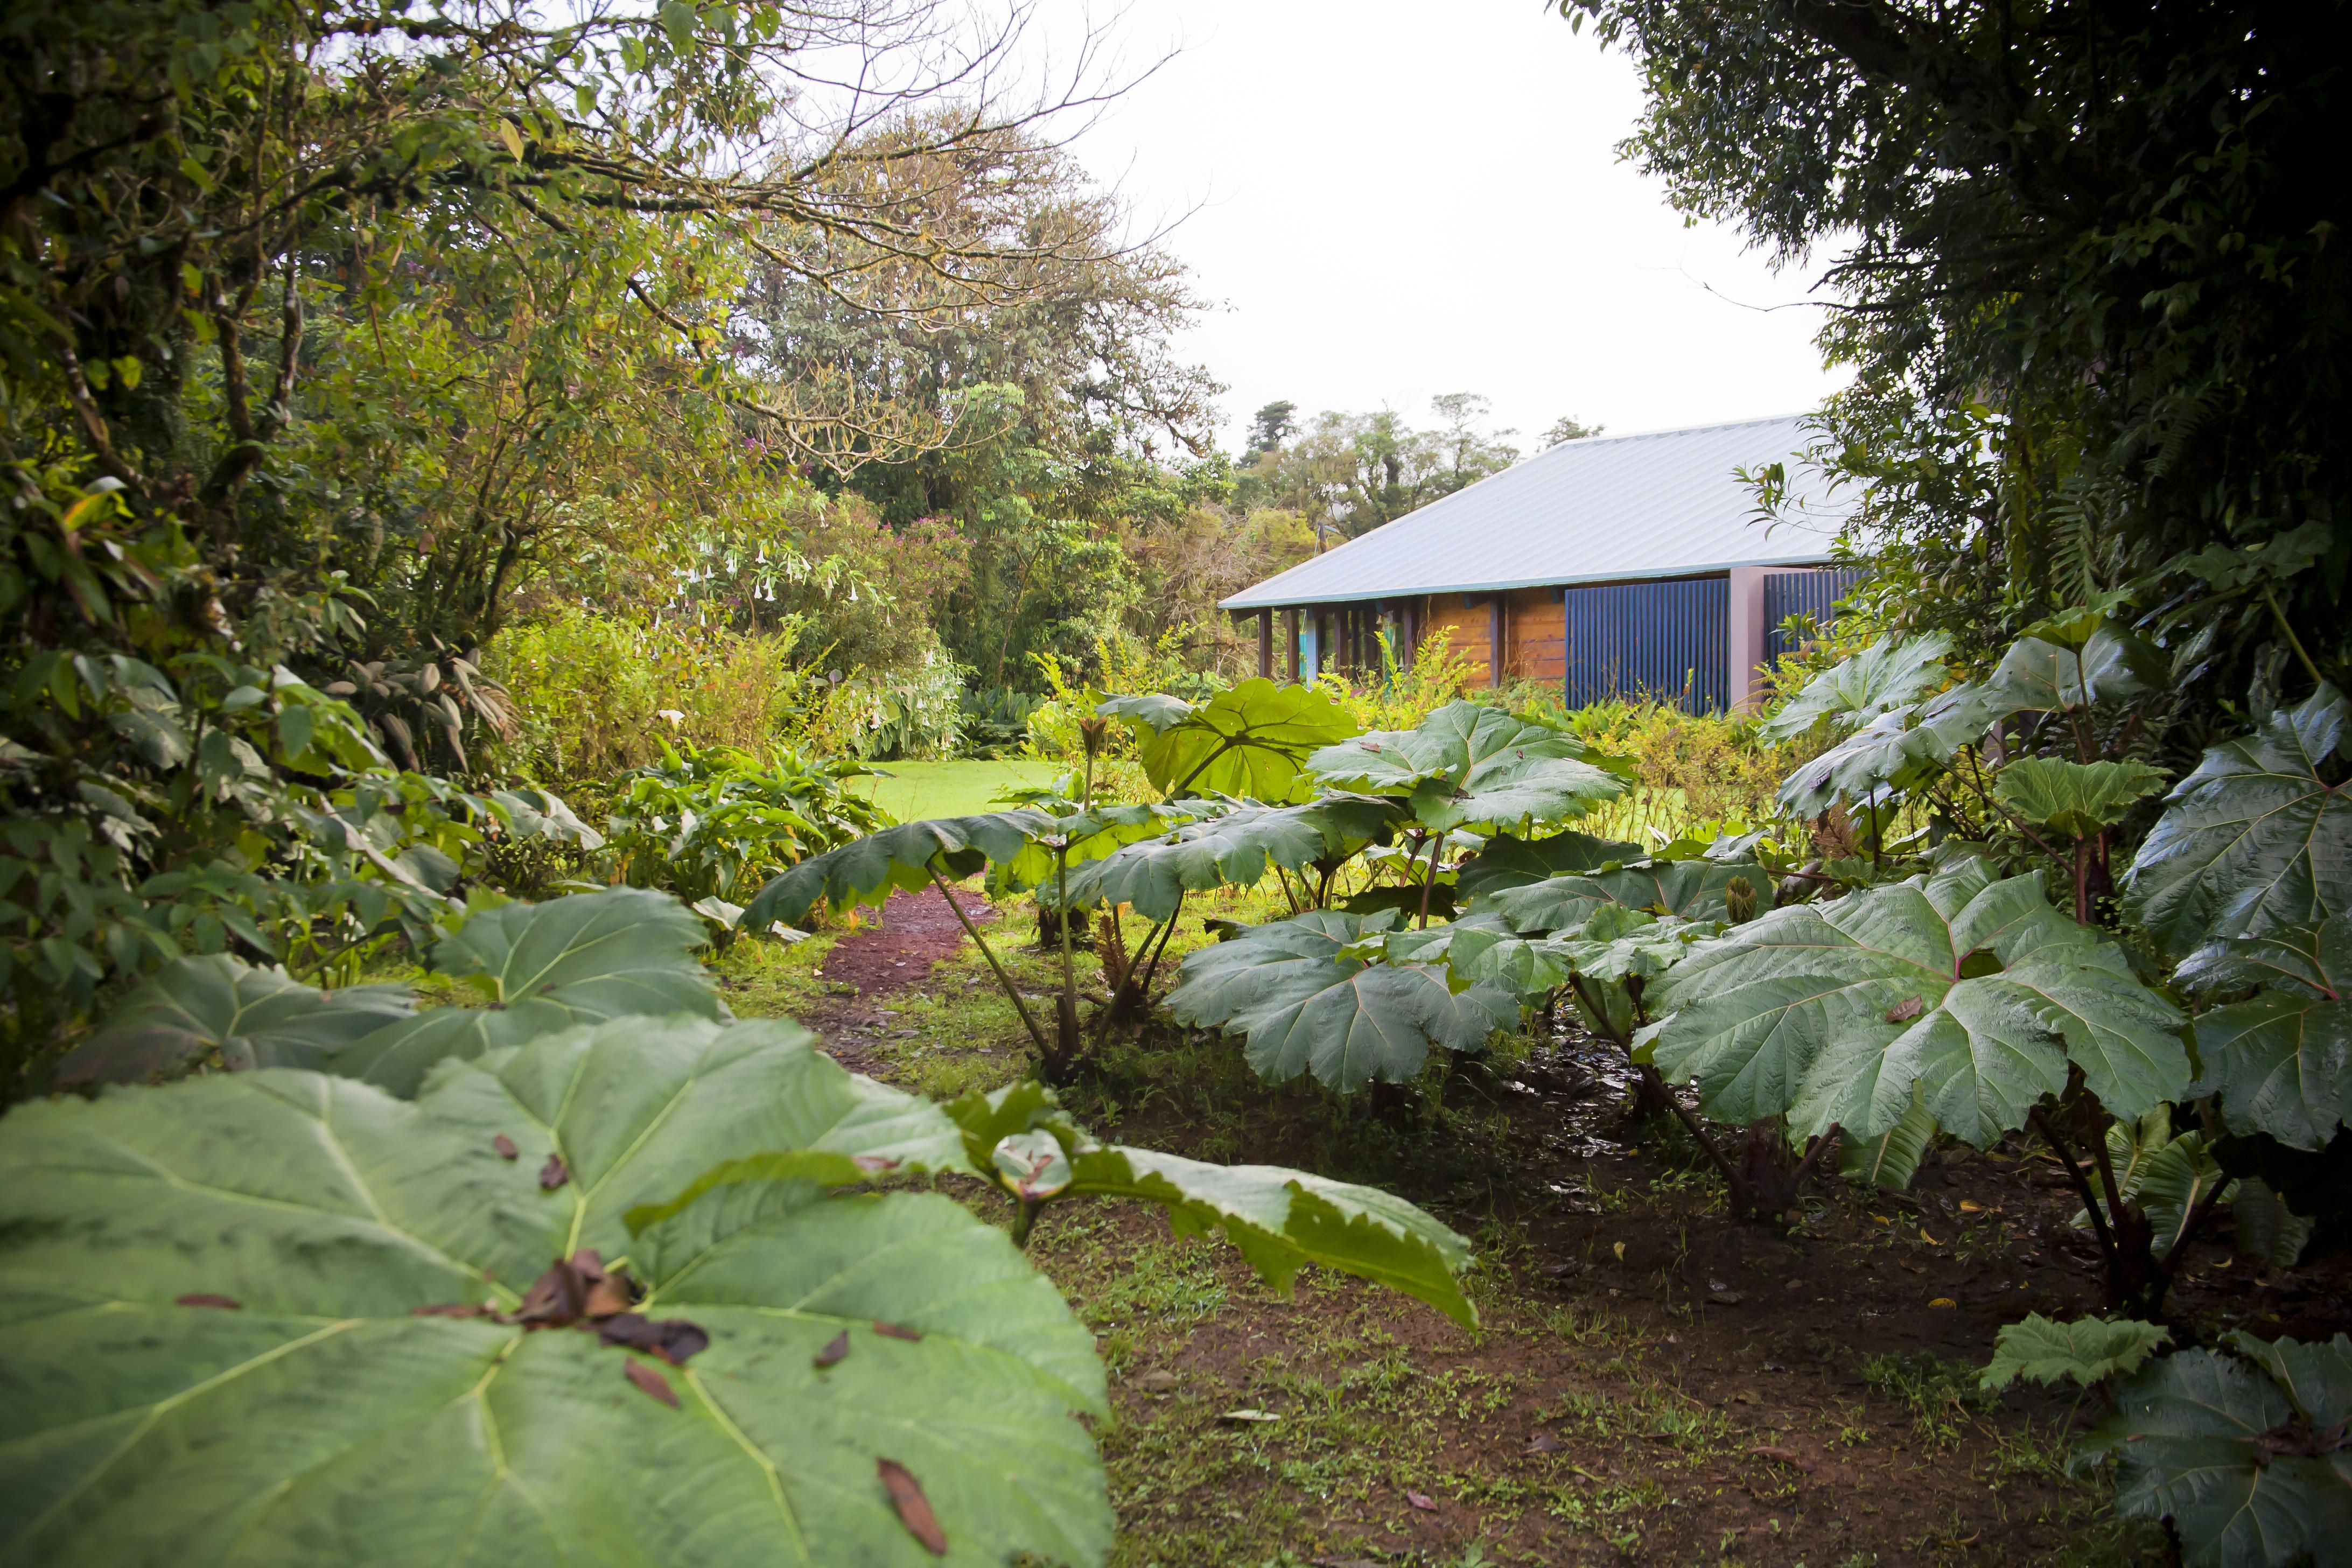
1025 0 1849 454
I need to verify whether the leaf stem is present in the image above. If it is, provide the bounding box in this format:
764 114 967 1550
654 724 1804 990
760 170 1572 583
1132 892 1185 1002
2030 1105 2118 1264
927 864 1049 1056
2263 583 2325 689
1415 832 1443 929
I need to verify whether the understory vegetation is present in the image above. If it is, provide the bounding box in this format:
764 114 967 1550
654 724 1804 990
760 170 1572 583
5 2 2348 1565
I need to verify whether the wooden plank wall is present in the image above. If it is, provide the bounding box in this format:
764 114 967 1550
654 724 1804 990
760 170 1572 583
1419 596 1493 685
1504 588 1564 684
1409 591 1565 687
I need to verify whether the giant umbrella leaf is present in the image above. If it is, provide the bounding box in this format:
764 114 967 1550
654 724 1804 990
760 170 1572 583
0 1017 1122 1567
1307 700 1625 835
324 886 729 1095
1054 796 1401 921
1451 829 1642 903
1477 858 1773 935
55 957 416 1087
2176 916 2352 1151
1098 678 1359 800
1166 911 1517 1091
2082 1332 2352 1568
1758 632 1951 741
2121 684 2352 957
1643 859 2187 1150
741 809 1058 928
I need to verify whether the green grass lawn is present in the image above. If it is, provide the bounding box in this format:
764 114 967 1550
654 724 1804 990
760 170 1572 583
846 756 1063 823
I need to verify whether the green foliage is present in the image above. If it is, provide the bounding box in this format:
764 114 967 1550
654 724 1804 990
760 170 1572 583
1562 0 2349 703
1307 700 1627 835
943 1080 1478 1327
1166 911 1518 1092
1479 857 1772 935
2083 1333 2352 1568
1992 758 2169 839
2123 685 2352 957
0 893 1479 1566
604 741 886 905
341 888 731 1095
65 887 726 1097
1647 859 2186 1145
1758 632 1951 741
1058 797 1403 922
53 957 416 1088
0 1016 1113 1567
1980 1314 2169 1393
2178 916 2352 1154
1100 678 1360 801
1450 830 1644 902
743 810 1060 929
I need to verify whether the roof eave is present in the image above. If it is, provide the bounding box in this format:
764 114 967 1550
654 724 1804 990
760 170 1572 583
1218 552 1844 611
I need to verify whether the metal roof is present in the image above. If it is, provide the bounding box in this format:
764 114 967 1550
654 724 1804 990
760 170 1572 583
1220 414 1855 610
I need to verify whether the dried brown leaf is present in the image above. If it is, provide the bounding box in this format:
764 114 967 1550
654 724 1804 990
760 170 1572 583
814 1329 850 1369
872 1320 922 1342
492 1134 519 1160
175 1293 241 1310
596 1312 710 1366
623 1359 678 1408
538 1153 570 1191
877 1458 948 1555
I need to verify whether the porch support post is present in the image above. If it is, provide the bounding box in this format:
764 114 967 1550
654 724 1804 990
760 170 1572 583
1257 610 1273 680
1727 566 1769 712
1488 594 1505 689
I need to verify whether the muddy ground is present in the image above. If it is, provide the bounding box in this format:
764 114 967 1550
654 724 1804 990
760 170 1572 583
721 885 2347 1568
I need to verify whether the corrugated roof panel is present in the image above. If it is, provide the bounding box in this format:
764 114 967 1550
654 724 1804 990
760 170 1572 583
1220 414 1854 610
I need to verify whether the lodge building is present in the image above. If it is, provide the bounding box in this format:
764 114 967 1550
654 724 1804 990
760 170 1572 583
1221 415 1860 712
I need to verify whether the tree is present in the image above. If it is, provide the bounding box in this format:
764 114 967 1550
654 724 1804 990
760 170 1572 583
1558 0 2349 704
1245 400 1299 459
1542 415 1605 447
1232 394 1522 548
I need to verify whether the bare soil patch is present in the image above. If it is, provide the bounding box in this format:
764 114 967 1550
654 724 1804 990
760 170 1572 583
794 884 996 1072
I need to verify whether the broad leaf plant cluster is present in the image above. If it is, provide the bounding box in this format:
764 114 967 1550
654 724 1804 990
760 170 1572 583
0 883 1474 1565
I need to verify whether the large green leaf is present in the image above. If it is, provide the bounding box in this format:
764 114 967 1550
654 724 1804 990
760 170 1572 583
2122 684 2352 957
2083 1333 2352 1568
1983 620 2167 712
1644 859 2188 1150
1100 678 1359 800
0 1017 1117 1567
331 887 727 1095
1776 706 1948 818
1479 858 1773 935
1758 632 1951 741
1070 1145 1476 1325
1381 912 1568 1002
1980 1313 2169 1392
1307 701 1626 834
56 957 415 1087
1166 911 1517 1091
1543 905 1725 989
1838 1088 1939 1189
1053 796 1399 921
740 809 1056 927
1451 829 1642 902
943 1081 1478 1326
2179 918 2352 1152
1993 757 2169 838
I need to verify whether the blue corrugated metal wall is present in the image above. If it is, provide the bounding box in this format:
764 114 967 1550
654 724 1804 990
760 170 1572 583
1764 568 1863 662
1562 576 1728 713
